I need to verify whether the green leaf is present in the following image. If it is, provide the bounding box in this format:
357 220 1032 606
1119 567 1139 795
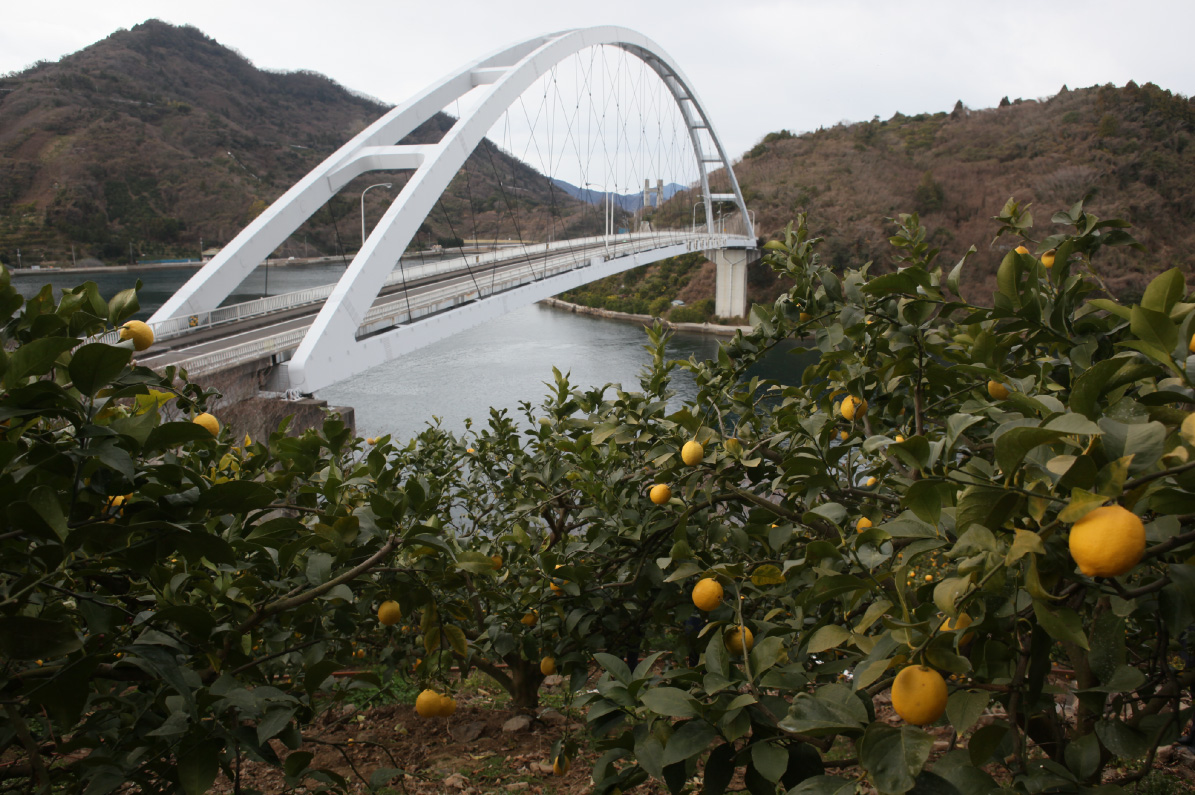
69 342 132 397
1005 529 1045 565
1063 733 1100 781
197 481 277 514
859 722 933 795
455 550 499 574
178 738 222 795
3 336 78 388
641 687 699 718
1057 489 1107 523
443 625 468 657
661 719 717 766
1129 305 1177 356
0 616 82 660
787 776 857 795
806 625 850 654
945 690 989 736
751 564 785 586
595 652 632 685
1098 418 1166 474
1032 602 1089 650
1141 268 1186 315
144 420 220 450
107 284 141 325
283 751 314 778
995 427 1067 474
702 743 736 795
1095 719 1150 761
751 740 788 783
995 251 1022 309
779 685 868 736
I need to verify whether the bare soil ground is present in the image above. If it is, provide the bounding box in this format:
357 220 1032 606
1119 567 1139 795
215 676 1195 794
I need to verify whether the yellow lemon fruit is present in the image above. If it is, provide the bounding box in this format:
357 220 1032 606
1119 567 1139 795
119 320 154 351
1068 505 1145 577
365 437 376 445
521 611 538 627
725 625 754 655
691 578 724 612
840 396 867 421
924 574 933 582
987 380 1010 400
377 600 402 626
891 665 948 725
839 430 849 441
895 434 905 443
553 755 570 776
940 613 975 644
799 312 812 322
192 413 219 436
540 657 556 676
1014 245 1030 255
1189 333 1195 355
865 477 877 488
491 554 503 570
649 484 672 505
1041 248 1056 268
681 440 704 466
437 694 456 717
856 516 873 533
415 689 441 718
467 447 475 453
549 564 567 593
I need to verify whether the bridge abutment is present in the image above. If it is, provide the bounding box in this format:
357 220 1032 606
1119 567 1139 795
712 247 758 321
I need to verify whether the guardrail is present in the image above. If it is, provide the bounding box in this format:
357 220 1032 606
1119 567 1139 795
154 231 746 376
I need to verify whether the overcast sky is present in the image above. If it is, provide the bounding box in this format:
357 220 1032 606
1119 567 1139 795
3 0 1193 161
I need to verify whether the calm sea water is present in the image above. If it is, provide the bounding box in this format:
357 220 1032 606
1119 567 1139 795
11 263 812 442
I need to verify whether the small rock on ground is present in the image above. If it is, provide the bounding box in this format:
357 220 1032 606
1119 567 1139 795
502 714 534 733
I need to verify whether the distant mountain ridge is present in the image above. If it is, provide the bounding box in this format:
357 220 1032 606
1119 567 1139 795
550 179 687 212
0 20 593 266
710 84 1195 303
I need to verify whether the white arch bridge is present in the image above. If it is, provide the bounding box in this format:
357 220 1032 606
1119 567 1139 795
146 27 757 395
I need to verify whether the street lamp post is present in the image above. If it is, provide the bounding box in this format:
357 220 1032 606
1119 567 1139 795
691 199 706 236
360 183 393 246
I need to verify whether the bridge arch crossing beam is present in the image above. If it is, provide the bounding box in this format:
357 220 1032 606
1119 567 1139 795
150 27 753 393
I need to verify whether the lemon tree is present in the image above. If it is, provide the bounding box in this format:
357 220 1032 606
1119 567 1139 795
501 201 1194 794
0 268 471 792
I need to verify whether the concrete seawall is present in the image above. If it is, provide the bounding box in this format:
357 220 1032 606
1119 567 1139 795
539 297 750 337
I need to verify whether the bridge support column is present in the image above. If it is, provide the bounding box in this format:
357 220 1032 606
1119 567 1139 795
712 248 756 320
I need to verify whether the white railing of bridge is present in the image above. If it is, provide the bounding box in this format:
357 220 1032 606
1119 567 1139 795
99 229 738 346
173 231 742 376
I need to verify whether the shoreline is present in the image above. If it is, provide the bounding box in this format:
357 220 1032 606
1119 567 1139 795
539 297 751 337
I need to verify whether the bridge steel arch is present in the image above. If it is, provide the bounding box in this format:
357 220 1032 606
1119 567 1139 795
150 27 753 394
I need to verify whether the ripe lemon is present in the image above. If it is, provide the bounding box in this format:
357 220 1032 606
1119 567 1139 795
521 611 538 627
681 440 704 466
549 564 567 593
1041 248 1056 268
1189 333 1195 355
1068 505 1145 577
799 312 812 322
540 657 556 676
891 665 947 725
553 755 570 776
840 396 867 421
894 434 905 443
725 625 754 655
119 320 154 351
649 484 672 505
365 437 376 445
192 412 219 436
437 694 456 717
415 689 441 718
377 600 402 626
987 380 1010 400
1014 245 1030 255
856 516 873 533
940 613 975 644
839 430 849 441
865 477 877 488
491 554 503 570
691 578 723 611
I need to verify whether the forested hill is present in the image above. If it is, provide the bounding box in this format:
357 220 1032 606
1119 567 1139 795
0 20 590 266
726 84 1195 303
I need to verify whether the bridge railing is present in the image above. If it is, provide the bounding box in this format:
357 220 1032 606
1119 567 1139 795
169 231 733 376
97 229 735 348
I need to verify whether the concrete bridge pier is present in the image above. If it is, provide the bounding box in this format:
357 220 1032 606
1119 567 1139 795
712 247 758 320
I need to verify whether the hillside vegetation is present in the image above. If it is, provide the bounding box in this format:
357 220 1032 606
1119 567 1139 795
721 83 1195 304
0 21 595 266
